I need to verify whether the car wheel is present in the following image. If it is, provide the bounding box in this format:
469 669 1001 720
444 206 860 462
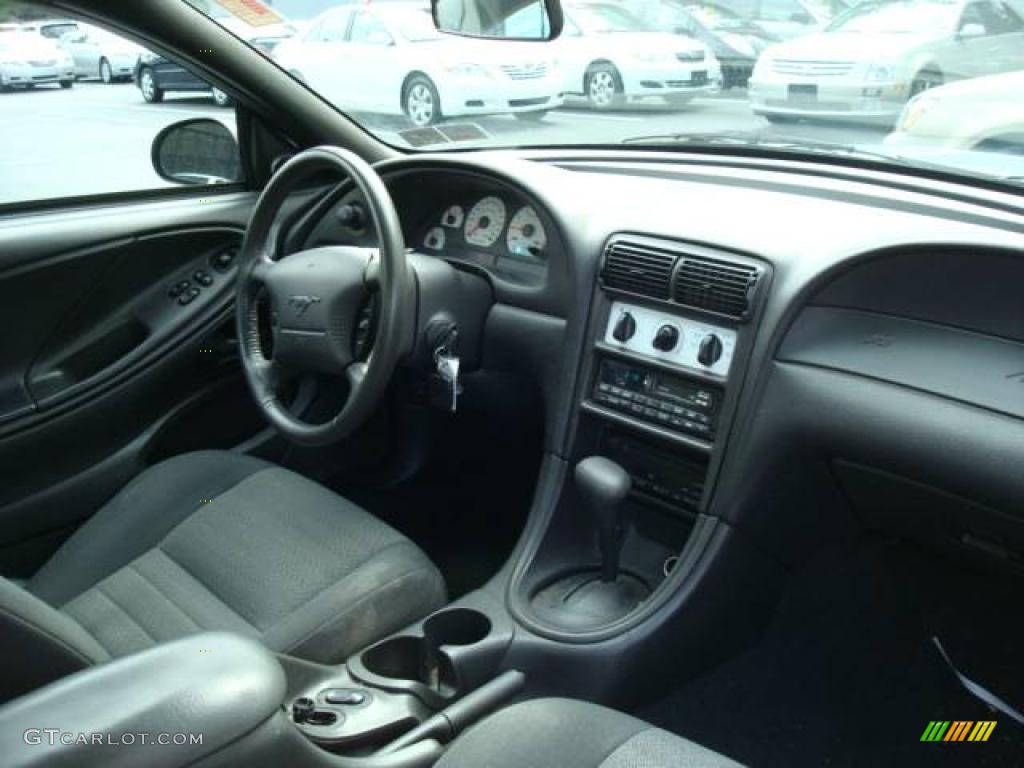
910 68 942 98
99 58 113 84
514 110 549 122
59 80 73 89
139 67 163 103
211 87 233 108
403 75 441 127
664 94 693 109
585 64 621 110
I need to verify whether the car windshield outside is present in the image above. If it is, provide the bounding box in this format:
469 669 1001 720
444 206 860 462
826 0 959 33
195 0 1024 185
2 0 1023 200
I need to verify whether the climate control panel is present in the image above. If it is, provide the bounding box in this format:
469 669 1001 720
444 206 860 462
604 301 737 378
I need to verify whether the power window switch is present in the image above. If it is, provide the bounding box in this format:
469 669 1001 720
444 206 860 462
178 287 201 306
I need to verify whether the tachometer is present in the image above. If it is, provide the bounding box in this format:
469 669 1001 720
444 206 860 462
423 226 446 251
506 206 547 259
464 196 507 248
441 205 465 229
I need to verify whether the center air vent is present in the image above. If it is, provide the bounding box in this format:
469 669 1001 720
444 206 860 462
601 239 678 300
674 255 760 319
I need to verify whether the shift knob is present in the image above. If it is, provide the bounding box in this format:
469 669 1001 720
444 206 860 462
575 457 632 582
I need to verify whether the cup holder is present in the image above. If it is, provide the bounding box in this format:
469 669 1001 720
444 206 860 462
422 608 491 647
353 608 494 704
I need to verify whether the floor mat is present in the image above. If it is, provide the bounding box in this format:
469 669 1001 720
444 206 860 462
637 539 1024 767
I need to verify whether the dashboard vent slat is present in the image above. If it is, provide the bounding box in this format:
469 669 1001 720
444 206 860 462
674 255 760 319
601 241 678 300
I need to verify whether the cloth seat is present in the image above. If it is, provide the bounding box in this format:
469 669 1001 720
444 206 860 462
437 698 743 768
0 450 446 701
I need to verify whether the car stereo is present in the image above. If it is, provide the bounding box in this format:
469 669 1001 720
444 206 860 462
592 358 720 442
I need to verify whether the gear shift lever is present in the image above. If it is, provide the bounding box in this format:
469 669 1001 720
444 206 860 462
575 457 632 582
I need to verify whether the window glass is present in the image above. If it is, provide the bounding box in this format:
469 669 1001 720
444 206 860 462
349 12 392 45
980 0 1024 32
0 2 240 205
319 11 350 43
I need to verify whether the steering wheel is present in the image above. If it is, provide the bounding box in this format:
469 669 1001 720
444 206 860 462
236 146 410 447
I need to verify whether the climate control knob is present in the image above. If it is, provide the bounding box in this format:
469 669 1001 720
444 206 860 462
653 325 680 352
612 311 637 343
698 334 724 367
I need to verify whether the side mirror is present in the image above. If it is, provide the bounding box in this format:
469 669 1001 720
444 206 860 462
431 0 564 40
959 22 986 38
151 119 242 185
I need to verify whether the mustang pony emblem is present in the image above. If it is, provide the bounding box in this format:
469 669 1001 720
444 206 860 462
288 295 322 316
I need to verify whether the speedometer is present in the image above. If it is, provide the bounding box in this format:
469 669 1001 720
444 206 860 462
464 196 507 248
506 206 547 259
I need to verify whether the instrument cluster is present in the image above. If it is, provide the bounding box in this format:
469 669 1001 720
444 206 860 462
418 193 550 286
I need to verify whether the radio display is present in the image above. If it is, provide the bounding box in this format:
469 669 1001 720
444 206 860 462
594 359 721 440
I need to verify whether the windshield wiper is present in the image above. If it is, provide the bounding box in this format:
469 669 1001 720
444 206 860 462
622 130 905 165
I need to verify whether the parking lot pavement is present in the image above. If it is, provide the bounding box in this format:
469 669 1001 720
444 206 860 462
0 81 892 206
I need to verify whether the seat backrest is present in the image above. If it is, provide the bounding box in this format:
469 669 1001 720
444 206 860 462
0 577 107 703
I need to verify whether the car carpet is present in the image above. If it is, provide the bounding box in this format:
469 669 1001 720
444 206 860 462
636 538 1024 767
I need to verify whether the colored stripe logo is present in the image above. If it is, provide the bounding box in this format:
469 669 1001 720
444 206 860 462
921 721 996 742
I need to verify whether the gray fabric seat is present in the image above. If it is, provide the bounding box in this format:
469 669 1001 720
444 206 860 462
437 698 743 768
0 451 446 702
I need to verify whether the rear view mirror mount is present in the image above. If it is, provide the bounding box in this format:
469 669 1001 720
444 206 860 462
431 0 564 41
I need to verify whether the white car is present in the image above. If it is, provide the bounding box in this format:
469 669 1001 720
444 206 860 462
59 23 143 83
749 0 1024 123
885 69 1024 155
272 3 564 127
0 31 75 91
557 2 720 110
18 18 79 41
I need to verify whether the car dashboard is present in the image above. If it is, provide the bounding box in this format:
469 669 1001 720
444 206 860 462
296 148 1024 603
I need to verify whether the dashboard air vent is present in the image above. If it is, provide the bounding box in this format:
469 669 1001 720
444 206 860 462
601 240 678 300
674 254 760 319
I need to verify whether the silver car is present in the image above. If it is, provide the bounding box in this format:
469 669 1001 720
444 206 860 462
59 24 143 83
0 31 75 91
749 0 1024 123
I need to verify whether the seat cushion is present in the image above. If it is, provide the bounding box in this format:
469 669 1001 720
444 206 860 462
27 451 446 664
437 698 743 768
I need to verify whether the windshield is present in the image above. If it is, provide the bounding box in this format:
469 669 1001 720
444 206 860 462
569 5 653 33
388 9 444 42
198 0 1019 187
827 0 958 34
5 0 1021 195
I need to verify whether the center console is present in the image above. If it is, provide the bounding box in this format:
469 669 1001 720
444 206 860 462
508 234 768 637
269 235 768 762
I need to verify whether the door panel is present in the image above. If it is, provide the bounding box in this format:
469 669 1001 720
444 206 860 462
0 193 264 577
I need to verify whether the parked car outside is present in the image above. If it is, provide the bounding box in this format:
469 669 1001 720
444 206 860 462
218 18 303 56
885 69 1024 156
134 51 233 106
623 0 772 88
272 3 564 127
717 0 834 40
0 30 74 90
557 2 721 109
749 0 1024 123
59 23 143 82
18 18 78 40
